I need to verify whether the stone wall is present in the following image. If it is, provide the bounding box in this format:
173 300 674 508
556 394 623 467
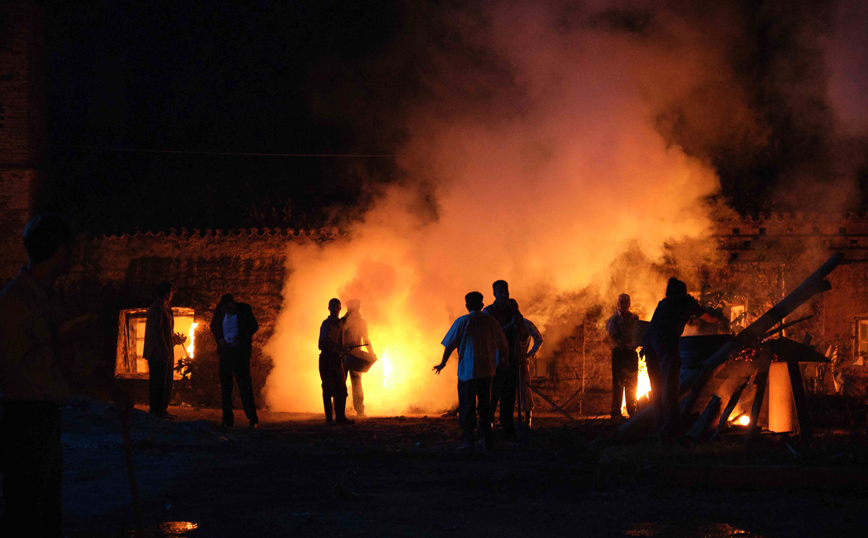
0 2 43 283
60 228 342 407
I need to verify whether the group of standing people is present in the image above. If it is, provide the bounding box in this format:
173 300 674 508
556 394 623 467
143 284 260 430
317 298 374 424
433 280 543 451
607 280 719 442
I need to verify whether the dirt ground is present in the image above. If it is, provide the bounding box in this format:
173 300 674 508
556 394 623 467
6 400 868 538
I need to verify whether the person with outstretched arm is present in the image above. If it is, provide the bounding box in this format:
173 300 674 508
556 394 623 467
434 291 508 451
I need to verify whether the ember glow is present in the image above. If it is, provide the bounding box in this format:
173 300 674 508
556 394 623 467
264 2 720 414
729 413 750 426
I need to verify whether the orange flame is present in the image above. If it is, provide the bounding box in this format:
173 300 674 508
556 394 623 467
186 322 198 358
381 348 393 389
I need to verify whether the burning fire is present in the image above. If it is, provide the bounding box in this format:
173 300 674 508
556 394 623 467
622 354 652 415
381 348 393 389
186 322 198 358
728 413 750 426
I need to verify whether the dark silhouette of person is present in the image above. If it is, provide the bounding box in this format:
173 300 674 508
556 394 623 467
341 299 373 418
210 294 260 430
483 280 526 439
144 281 186 419
509 298 543 427
642 278 717 441
607 293 639 420
434 291 508 451
0 214 132 537
319 298 353 425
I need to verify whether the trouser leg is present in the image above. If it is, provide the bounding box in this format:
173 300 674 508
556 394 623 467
148 360 166 414
219 351 235 425
660 348 682 435
162 357 175 412
335 395 349 420
624 351 639 416
0 402 63 538
499 367 517 437
477 378 493 447
457 379 477 442
234 352 259 423
645 350 665 429
350 370 365 414
323 395 334 423
489 370 503 426
611 351 626 416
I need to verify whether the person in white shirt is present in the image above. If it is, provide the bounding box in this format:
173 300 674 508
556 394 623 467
210 294 260 429
434 291 508 451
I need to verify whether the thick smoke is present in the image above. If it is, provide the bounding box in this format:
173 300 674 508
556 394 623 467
264 1 732 413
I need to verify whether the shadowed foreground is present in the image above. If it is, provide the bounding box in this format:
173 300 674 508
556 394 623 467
17 402 868 537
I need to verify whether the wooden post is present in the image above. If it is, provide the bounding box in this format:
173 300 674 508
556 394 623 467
686 394 721 441
746 351 772 446
787 359 812 443
618 253 843 441
712 379 749 441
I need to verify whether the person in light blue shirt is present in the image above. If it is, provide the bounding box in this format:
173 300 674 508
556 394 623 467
434 292 508 451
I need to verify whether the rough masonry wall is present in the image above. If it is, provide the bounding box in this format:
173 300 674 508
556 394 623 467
826 266 868 364
0 2 43 283
545 308 614 416
61 228 339 406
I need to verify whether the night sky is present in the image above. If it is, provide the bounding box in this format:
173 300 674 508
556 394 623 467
36 1 868 233
40 0 405 232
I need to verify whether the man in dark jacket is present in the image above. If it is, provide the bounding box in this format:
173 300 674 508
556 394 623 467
210 294 259 429
484 280 526 440
642 278 716 440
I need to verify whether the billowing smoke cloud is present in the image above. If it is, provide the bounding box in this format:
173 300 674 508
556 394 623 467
264 1 731 413
263 1 868 414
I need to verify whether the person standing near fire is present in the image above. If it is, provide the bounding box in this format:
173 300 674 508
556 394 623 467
144 281 186 419
341 299 373 418
642 278 717 442
509 298 543 427
484 280 525 440
607 293 639 420
0 214 132 537
319 298 353 425
210 294 260 430
434 291 508 451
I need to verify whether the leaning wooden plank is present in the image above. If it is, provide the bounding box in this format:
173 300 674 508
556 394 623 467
686 394 721 442
617 253 844 441
712 379 749 441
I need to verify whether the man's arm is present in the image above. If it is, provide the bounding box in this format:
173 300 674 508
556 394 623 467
434 319 461 373
433 344 455 374
526 320 543 358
